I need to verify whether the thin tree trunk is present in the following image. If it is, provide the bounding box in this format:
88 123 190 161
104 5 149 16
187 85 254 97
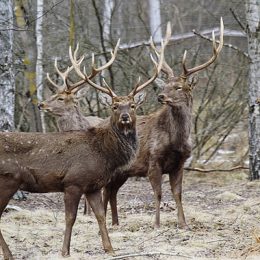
0 0 15 131
14 0 41 132
246 0 260 180
148 0 162 42
69 0 75 49
36 0 46 132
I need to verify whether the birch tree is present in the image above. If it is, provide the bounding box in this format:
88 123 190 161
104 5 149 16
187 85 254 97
148 0 162 42
35 0 46 133
0 0 15 131
36 0 46 132
246 0 260 180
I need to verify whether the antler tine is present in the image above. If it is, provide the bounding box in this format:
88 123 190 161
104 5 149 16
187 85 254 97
102 78 117 97
129 22 171 96
46 58 74 92
70 41 120 97
46 72 63 91
181 17 224 78
149 23 174 78
89 39 121 79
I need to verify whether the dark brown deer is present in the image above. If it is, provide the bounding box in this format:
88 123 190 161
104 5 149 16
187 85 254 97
0 34 168 259
104 18 224 228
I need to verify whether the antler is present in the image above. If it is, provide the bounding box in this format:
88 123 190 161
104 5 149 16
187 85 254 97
69 39 120 97
150 24 174 79
181 17 224 78
128 22 172 97
47 44 88 93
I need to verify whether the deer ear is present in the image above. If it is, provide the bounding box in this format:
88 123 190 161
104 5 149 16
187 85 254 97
134 91 146 106
187 74 199 89
99 92 113 106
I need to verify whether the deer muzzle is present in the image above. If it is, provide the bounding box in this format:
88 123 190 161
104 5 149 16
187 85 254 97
120 113 131 124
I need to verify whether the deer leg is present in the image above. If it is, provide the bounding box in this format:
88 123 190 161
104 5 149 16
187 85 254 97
169 168 188 229
148 163 162 229
0 177 20 260
104 175 128 226
83 195 91 215
103 184 111 216
61 186 82 257
86 190 114 255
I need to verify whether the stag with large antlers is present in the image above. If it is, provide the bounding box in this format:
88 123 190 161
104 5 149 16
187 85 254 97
0 29 168 258
38 44 119 215
104 18 224 228
39 41 120 131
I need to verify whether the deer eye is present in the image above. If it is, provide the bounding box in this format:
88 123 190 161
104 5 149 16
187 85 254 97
130 104 136 109
57 97 64 101
113 105 118 110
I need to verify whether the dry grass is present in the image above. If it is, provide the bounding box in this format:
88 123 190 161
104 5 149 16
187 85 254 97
1 170 260 259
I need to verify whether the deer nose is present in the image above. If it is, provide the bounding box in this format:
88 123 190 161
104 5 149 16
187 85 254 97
158 94 165 103
121 113 130 121
38 102 44 110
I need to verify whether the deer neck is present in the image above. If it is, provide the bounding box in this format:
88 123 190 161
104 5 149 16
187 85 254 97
102 120 138 172
160 103 192 143
57 106 90 131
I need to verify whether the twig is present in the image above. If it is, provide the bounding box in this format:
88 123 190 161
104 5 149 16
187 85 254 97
138 228 170 246
192 29 249 59
184 165 249 173
107 251 191 260
230 8 246 32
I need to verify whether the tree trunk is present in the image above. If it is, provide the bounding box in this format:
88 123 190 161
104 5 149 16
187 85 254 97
246 0 260 180
36 0 46 132
148 0 162 42
14 0 42 132
0 0 15 131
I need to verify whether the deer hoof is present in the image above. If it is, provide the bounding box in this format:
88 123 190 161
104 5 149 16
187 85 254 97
61 250 70 257
178 223 190 231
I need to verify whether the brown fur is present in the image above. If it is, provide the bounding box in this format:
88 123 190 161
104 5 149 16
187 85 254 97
104 77 195 228
0 95 140 259
103 18 223 228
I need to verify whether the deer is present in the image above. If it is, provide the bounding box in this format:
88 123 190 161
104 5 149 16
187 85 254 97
38 42 120 131
38 43 120 215
103 18 224 229
0 30 169 259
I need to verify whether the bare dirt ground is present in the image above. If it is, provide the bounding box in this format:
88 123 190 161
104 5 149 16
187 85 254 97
1 170 260 260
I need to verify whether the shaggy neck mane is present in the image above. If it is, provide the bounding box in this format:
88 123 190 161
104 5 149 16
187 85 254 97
157 104 192 152
92 123 138 173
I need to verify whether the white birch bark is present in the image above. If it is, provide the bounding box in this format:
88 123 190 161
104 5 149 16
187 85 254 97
0 0 15 131
36 0 46 132
246 0 260 179
103 0 114 41
148 0 162 42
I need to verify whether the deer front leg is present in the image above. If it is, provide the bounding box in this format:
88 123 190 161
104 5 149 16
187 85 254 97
104 175 128 226
0 177 21 260
86 190 114 255
148 161 162 229
61 186 82 257
169 168 189 229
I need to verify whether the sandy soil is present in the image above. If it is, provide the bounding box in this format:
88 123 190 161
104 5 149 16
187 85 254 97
1 170 260 260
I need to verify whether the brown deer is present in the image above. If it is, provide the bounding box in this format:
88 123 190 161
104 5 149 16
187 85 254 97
0 33 168 259
39 43 119 215
38 42 121 131
103 18 224 228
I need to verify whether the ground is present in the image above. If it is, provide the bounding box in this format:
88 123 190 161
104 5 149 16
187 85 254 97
1 170 260 260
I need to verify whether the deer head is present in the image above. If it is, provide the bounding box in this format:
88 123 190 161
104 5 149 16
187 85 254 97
69 24 171 135
153 18 224 109
38 40 120 116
